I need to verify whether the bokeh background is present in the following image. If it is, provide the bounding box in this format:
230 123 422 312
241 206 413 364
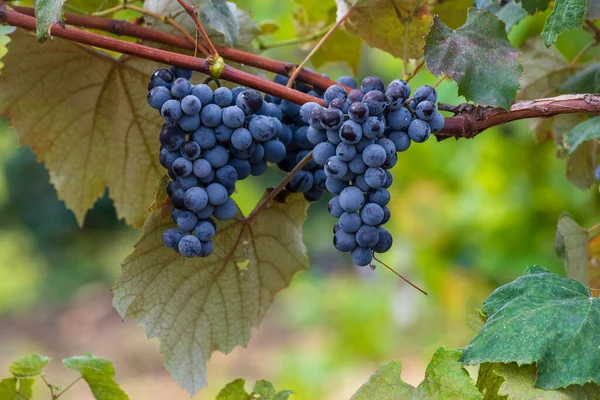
0 1 598 399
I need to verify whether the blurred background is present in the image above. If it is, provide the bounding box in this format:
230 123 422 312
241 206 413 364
0 1 598 399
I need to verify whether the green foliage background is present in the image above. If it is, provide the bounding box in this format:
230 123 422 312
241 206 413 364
0 0 599 398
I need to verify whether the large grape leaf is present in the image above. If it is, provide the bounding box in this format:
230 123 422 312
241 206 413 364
495 363 600 399
0 378 31 400
335 0 432 59
518 0 551 14
63 354 129 400
143 0 260 52
8 354 50 378
475 0 528 32
542 0 588 47
350 347 481 400
34 0 65 42
112 187 310 395
462 266 600 390
556 214 589 285
0 30 163 227
423 8 522 109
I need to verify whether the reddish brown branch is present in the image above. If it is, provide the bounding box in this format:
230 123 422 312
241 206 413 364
436 94 600 139
175 0 218 57
0 6 325 106
10 5 344 92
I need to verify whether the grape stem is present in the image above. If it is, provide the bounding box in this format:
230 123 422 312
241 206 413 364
285 6 354 89
372 254 428 295
2 6 600 138
175 0 219 59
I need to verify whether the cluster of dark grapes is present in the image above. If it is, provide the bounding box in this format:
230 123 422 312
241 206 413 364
147 67 288 257
296 76 444 267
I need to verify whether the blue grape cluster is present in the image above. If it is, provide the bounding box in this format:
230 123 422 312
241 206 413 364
306 76 444 267
147 67 287 257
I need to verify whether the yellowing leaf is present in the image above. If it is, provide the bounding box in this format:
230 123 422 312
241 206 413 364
0 30 163 227
336 0 432 59
113 188 309 395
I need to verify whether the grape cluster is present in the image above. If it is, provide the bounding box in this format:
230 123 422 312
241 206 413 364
304 76 444 267
147 67 287 258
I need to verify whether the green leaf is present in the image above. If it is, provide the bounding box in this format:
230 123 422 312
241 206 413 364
351 348 481 399
9 353 50 378
462 266 600 390
423 9 522 109
34 0 65 42
113 186 310 395
217 379 249 399
417 347 482 399
517 0 551 14
564 116 600 155
0 378 20 400
559 63 600 93
0 30 163 227
495 363 600 399
335 0 433 59
542 0 588 47
556 214 589 285
476 363 507 400
17 379 34 399
476 0 528 32
566 138 598 190
251 380 294 400
63 354 128 400
0 26 16 73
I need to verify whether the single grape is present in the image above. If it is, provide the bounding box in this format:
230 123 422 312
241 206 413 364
428 112 445 132
293 126 313 149
348 153 368 175
368 188 390 207
172 157 193 177
279 124 293 146
300 102 321 124
376 138 397 162
178 235 202 257
324 156 349 179
231 128 253 151
308 106 326 129
362 144 387 167
215 124 233 143
320 107 344 130
336 143 357 162
348 102 369 124
388 79 411 97
176 211 198 232
193 159 212 179
351 246 373 266
263 140 287 163
361 203 384 226
213 87 233 107
388 130 411 152
385 85 406 111
362 90 387 115
328 196 344 217
171 189 186 209
328 97 348 113
222 106 245 128
416 100 436 121
160 148 181 170
178 113 201 132
334 230 357 252
339 120 363 144
206 183 229 206
324 85 347 105
381 206 391 224
340 212 362 233
360 76 385 93
203 145 229 168
181 141 201 160
356 136 375 153
337 76 357 88
194 220 216 241
339 186 365 212
326 129 342 145
161 99 183 122
307 126 327 145
288 170 314 192
162 228 183 250
248 142 264 163
231 86 246 104
266 103 283 119
250 160 268 176
355 225 379 248
249 115 277 142
171 77 193 98
215 165 238 187
195 204 215 219
228 158 251 180
364 167 386 188
192 84 213 105
200 103 223 128
387 107 412 131
281 99 301 116
148 86 172 110
192 126 217 150
183 187 209 211
170 66 193 80
326 177 349 195
213 198 237 220
408 119 431 143
372 227 393 253
362 116 385 139
354 174 371 192
176 175 199 190
181 95 202 115
413 85 437 103
149 68 175 90
347 89 364 103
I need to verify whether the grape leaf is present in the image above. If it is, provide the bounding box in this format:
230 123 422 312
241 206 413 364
9 353 50 378
17 379 34 399
559 63 600 94
462 266 600 389
423 9 522 109
0 26 16 73
34 0 65 42
0 30 163 227
350 347 481 399
495 363 600 399
0 378 22 400
518 40 571 100
564 116 600 155
216 379 249 399
251 380 294 399
556 213 589 285
517 0 551 14
63 354 129 400
542 0 588 47
476 363 507 400
143 0 260 52
566 137 598 189
113 186 310 395
335 0 432 59
475 0 528 32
